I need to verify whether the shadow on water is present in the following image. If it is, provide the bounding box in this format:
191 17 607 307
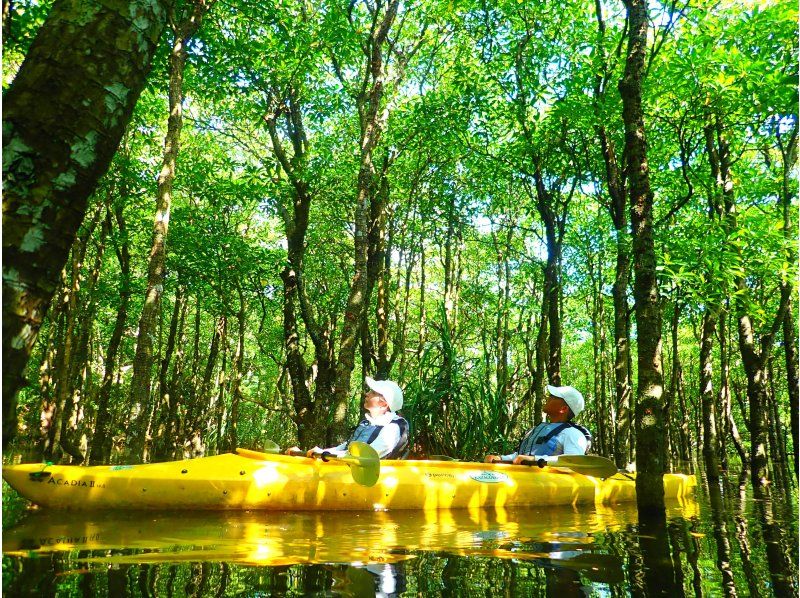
2 471 797 597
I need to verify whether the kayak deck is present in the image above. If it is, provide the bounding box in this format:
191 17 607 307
2 453 696 511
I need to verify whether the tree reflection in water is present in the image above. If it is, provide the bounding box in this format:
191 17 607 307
2 476 797 597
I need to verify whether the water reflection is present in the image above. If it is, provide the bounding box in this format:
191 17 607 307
2 483 796 596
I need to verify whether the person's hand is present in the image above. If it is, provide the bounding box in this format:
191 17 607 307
513 455 537 465
284 446 304 456
306 447 322 458
484 455 501 464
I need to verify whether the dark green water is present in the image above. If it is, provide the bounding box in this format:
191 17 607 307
2 472 797 597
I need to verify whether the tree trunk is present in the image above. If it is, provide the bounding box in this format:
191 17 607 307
620 0 666 514
197 314 225 439
3 0 171 450
37 283 66 459
784 295 798 478
700 307 721 480
665 294 680 467
150 285 185 461
332 0 400 440
61 206 110 463
128 1 213 460
717 308 732 469
373 160 393 379
708 114 789 487
533 291 549 426
90 204 131 464
224 285 246 452
594 0 632 467
778 122 798 478
47 207 103 462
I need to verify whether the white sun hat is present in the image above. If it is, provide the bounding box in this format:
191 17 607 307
365 377 404 412
546 385 584 418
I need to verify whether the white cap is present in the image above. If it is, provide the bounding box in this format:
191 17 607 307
365 377 403 412
546 385 584 418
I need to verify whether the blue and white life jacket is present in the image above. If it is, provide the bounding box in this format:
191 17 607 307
517 422 592 457
347 415 409 459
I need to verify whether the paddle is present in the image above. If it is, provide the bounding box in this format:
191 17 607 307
318 441 380 488
429 452 617 478
521 454 619 478
236 441 380 488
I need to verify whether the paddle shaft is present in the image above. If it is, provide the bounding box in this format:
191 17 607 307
525 455 618 478
485 454 618 478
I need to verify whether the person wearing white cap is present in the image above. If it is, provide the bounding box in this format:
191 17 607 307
285 377 409 459
484 384 591 464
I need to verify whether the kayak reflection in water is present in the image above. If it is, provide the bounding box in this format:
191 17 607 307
285 377 410 459
484 385 592 465
329 562 407 598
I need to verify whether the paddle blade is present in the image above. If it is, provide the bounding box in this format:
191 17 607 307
551 455 618 478
345 442 380 487
261 439 281 454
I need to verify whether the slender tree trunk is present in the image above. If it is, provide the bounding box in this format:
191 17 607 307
589 247 607 455
164 294 189 458
544 240 562 386
37 285 65 459
717 308 732 469
709 115 789 486
664 293 679 467
594 0 632 468
224 285 246 452
620 0 666 514
375 209 393 379
181 303 203 443
533 292 549 426
784 296 799 478
676 360 692 463
366 156 391 378
213 327 227 453
331 0 399 440
778 124 799 478
90 204 131 464
612 235 633 468
700 307 720 480
767 358 790 486
265 89 321 447
128 2 213 460
150 285 185 460
197 314 225 438
47 208 103 461
61 208 110 463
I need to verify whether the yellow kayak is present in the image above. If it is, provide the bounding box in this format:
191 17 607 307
2 448 696 511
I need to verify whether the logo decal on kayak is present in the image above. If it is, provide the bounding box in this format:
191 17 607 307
46 478 105 489
470 471 509 484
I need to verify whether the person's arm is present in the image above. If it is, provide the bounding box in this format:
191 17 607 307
307 441 348 457
559 428 588 456
368 423 401 458
484 451 517 463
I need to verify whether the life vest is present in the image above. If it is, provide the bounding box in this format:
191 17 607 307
517 422 592 457
347 415 409 459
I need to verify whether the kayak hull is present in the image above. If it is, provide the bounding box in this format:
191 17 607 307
2 453 696 511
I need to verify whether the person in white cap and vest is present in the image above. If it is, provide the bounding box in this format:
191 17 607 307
285 377 409 459
484 385 591 464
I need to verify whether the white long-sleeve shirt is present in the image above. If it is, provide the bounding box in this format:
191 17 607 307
308 412 403 458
